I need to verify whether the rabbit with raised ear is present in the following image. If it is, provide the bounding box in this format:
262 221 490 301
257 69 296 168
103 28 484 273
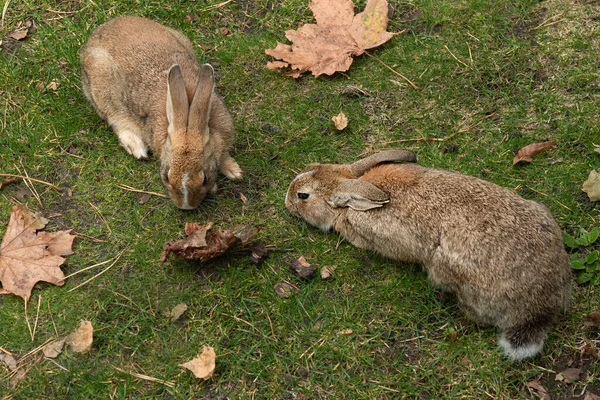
81 16 242 210
286 149 572 362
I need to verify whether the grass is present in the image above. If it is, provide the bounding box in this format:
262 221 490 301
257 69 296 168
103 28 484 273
1 0 600 398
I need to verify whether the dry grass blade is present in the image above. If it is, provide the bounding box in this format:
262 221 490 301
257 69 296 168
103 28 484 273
62 258 114 280
88 201 112 234
0 173 61 192
68 249 125 292
1 0 10 28
199 0 233 12
116 184 168 198
113 366 175 388
365 50 417 89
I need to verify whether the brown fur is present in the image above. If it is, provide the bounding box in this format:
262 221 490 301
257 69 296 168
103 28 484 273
81 16 242 209
286 149 572 361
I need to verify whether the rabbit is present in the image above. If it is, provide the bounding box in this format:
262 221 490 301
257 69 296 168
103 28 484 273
285 149 573 362
80 16 242 209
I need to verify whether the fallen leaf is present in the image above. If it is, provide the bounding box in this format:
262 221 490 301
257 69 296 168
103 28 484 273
512 140 557 165
239 192 248 203
9 30 28 41
161 222 259 263
180 346 216 380
555 367 581 383
46 81 59 91
249 243 272 264
138 193 151 204
0 204 75 303
219 27 230 35
15 188 32 201
582 343 600 360
274 282 298 298
582 169 600 202
584 310 600 328
43 339 66 359
10 368 26 387
0 351 17 371
265 0 395 77
290 256 317 278
585 393 600 400
337 328 353 335
65 320 93 353
594 147 600 156
320 265 337 279
332 111 348 130
0 177 18 190
526 380 550 400
167 303 188 322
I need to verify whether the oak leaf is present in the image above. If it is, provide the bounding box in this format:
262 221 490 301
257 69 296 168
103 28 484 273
180 346 216 380
512 140 557 165
0 204 75 303
161 222 259 263
582 169 600 202
332 111 348 130
265 0 395 77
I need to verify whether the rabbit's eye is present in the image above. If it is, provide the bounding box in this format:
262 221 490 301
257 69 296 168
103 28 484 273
297 192 309 200
202 174 208 186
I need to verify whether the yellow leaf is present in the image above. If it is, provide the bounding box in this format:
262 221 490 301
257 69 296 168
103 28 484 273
582 168 600 202
332 111 348 130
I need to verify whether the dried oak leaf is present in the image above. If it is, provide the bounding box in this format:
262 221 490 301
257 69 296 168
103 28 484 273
265 0 395 77
525 380 550 400
290 256 317 278
584 309 600 328
582 169 600 202
555 367 581 383
161 222 259 263
512 140 557 165
0 204 75 303
65 320 94 353
332 111 349 130
180 346 216 380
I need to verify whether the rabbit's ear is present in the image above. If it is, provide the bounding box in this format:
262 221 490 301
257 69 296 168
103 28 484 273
350 149 417 176
166 65 190 134
328 179 389 211
188 64 215 144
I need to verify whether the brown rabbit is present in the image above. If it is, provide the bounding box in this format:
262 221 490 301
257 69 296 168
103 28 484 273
81 16 242 209
286 149 572 361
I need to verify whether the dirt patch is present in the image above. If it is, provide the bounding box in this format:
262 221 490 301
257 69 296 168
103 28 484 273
537 350 600 399
510 7 547 41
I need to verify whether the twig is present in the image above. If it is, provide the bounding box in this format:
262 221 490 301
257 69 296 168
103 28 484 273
0 174 61 192
116 184 167 198
0 346 14 356
24 301 33 342
444 44 471 69
112 366 175 388
531 13 564 31
62 257 114 280
88 201 112 235
365 51 418 90
68 249 125 292
17 163 42 208
32 295 42 342
1 0 10 28
199 0 233 12
44 357 69 372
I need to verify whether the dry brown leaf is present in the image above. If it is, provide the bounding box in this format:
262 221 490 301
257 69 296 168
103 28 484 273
584 309 600 328
582 343 600 360
43 339 66 359
274 282 298 298
525 380 550 400
9 30 28 41
265 0 395 77
0 351 17 371
290 256 317 278
138 193 151 204
582 169 600 202
512 140 557 165
585 393 600 400
320 265 337 279
249 243 272 265
46 81 59 91
65 320 94 353
179 346 216 380
332 111 348 130
167 303 188 322
0 204 75 303
161 222 259 263
555 367 581 383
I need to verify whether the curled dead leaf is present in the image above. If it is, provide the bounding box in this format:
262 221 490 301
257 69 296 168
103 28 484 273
43 339 66 359
179 346 216 380
512 140 557 165
65 320 94 353
526 380 550 400
0 351 17 371
161 223 259 263
332 111 348 130
582 169 600 202
166 303 188 322
290 256 317 278
249 243 272 264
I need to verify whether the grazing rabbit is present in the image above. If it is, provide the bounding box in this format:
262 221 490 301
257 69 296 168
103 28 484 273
285 149 572 361
81 16 242 209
